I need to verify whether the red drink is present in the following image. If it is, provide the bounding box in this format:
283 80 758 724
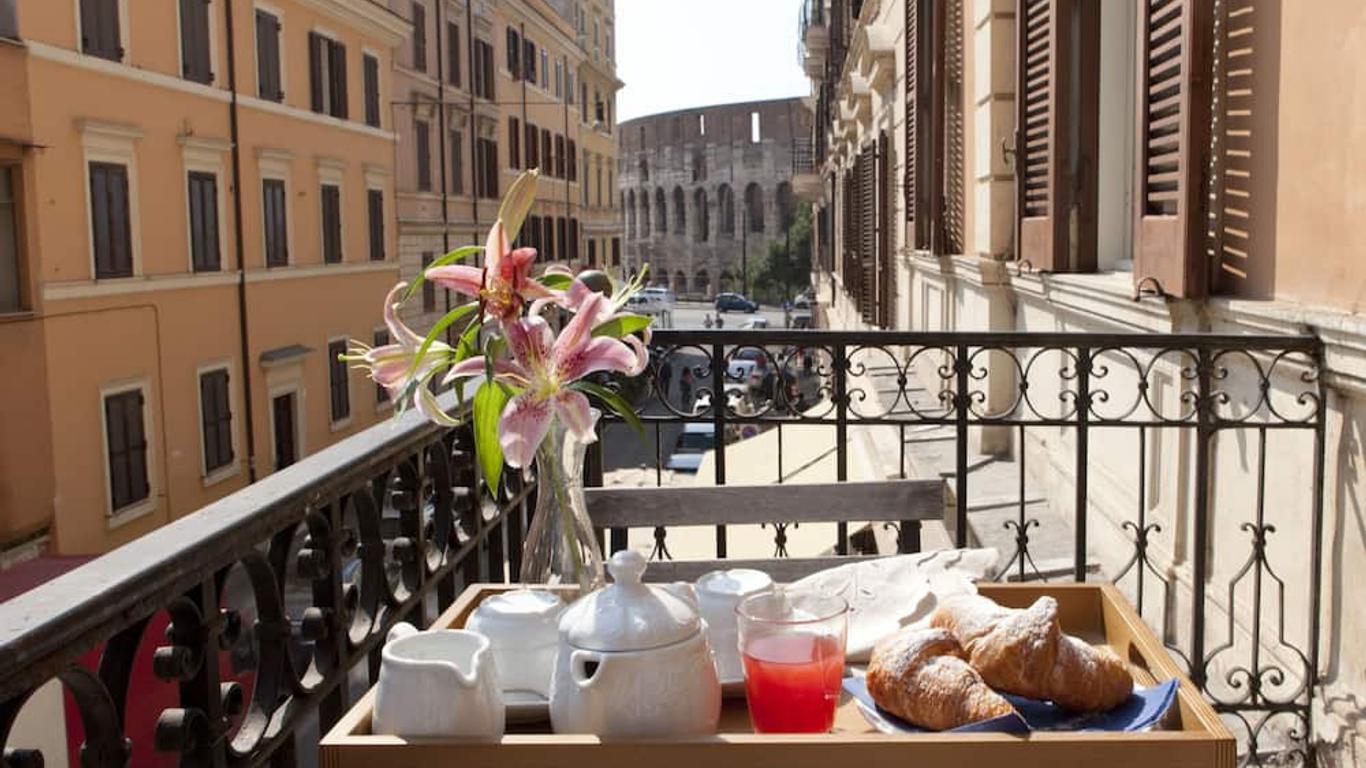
741 633 845 733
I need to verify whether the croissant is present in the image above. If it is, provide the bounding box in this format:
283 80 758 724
931 594 1133 712
866 627 1017 730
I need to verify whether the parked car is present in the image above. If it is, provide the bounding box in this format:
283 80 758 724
726 359 763 391
714 292 759 313
738 317 769 330
791 312 813 329
793 291 813 309
665 423 715 473
628 286 675 314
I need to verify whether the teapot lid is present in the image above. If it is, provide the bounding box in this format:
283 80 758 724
469 589 563 626
558 550 700 652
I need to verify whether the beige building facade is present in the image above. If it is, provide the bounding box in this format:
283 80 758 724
803 0 1366 762
388 0 622 333
0 0 408 557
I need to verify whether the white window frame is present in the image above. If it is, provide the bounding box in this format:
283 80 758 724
266 374 306 472
81 120 143 280
74 0 130 64
174 0 221 85
253 2 288 102
310 24 342 116
195 359 241 487
257 147 295 267
99 377 157 526
361 45 384 130
180 136 230 273
327 333 353 431
317 157 347 264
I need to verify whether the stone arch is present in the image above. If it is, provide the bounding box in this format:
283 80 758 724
717 183 735 237
654 188 667 235
694 268 710 297
673 269 687 294
672 186 686 235
776 181 794 231
693 187 709 242
626 190 636 238
744 182 765 233
639 189 651 236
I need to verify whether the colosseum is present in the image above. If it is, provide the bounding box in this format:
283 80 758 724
618 97 813 299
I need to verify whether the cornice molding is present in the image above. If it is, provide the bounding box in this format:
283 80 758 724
294 0 411 45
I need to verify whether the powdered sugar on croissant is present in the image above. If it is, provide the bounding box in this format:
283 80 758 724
866 627 1016 730
931 594 1133 712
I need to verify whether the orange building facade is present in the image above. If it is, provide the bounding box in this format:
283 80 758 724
0 0 409 557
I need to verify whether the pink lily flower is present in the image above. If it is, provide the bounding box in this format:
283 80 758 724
444 291 646 468
345 283 456 425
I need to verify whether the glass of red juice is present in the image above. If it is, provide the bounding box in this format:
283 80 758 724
736 590 848 733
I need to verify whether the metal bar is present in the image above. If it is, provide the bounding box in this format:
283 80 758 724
834 342 849 555
1250 427 1266 703
1019 423 1028 581
1075 345 1091 582
1308 343 1327 747
954 342 969 548
1137 426 1147 613
712 340 728 557
1191 347 1213 690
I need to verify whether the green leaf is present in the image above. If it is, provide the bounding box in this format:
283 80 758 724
591 313 654 339
455 315 482 362
574 380 644 434
473 380 510 495
539 271 573 291
402 245 484 303
409 302 479 378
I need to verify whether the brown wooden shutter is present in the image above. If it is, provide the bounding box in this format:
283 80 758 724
904 0 918 231
179 0 212 83
363 55 380 127
329 41 348 119
1208 0 1265 296
876 131 892 328
856 143 876 325
509 117 521 169
308 32 325 113
368 189 384 261
411 3 426 72
1134 0 1214 298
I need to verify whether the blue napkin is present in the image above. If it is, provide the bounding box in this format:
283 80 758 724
842 675 1179 734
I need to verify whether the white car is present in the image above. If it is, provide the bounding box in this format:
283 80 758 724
629 286 675 315
738 317 769 330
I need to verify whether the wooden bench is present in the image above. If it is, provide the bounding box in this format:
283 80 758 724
584 479 946 582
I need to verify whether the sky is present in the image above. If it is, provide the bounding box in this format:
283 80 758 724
615 0 810 122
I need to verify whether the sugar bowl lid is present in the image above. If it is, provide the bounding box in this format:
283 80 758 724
558 549 700 652
696 568 772 598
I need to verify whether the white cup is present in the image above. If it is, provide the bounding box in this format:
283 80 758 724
372 623 505 739
695 569 774 681
465 589 565 698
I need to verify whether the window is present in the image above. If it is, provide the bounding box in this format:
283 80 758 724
745 183 765 232
566 72 575 105
587 238 596 268
271 391 297 469
179 0 212 83
89 162 132 278
507 26 521 79
475 138 499 199
750 111 761 143
525 122 538 169
540 50 549 88
580 82 588 122
567 139 577 182
373 329 391 403
557 217 567 261
450 130 464 194
554 134 565 178
0 167 19 312
81 0 122 61
524 39 537 83
473 38 495 100
611 236 620 267
541 129 552 177
421 251 436 312
320 184 341 263
308 32 348 119
199 368 233 475
415 120 431 191
187 171 220 272
367 189 384 261
543 216 555 259
363 54 381 128
255 9 283 101
554 57 563 99
103 387 149 513
329 339 350 423
692 148 707 182
447 22 461 87
411 2 426 72
509 117 521 169
595 90 604 123
262 178 288 266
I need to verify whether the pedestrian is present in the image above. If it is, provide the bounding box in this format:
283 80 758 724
715 314 725 329
704 313 714 329
680 366 694 409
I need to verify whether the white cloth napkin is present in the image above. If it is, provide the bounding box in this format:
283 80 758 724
786 548 999 662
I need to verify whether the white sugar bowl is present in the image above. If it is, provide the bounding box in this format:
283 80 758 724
695 568 774 681
465 589 565 698
549 549 722 737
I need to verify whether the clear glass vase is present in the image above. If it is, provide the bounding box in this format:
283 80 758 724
518 412 606 592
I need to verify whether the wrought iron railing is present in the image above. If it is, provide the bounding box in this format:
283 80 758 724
0 330 1326 767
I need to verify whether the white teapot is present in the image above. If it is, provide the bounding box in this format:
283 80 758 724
549 549 722 736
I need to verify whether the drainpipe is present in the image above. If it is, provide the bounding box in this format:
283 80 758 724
467 1 479 241
435 0 451 343
224 0 257 482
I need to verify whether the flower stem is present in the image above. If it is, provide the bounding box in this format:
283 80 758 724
538 430 588 591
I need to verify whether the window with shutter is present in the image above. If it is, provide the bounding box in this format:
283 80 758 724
415 120 432 191
0 167 20 313
450 130 464 194
526 122 538 169
876 132 892 328
524 40 537 83
363 54 381 128
1015 0 1098 271
104 388 149 513
481 39 496 100
256 10 283 101
309 32 326 113
557 217 567 262
90 162 133 279
373 329 391 403
568 140 577 182
367 189 384 261
555 135 565 178
421 251 436 312
329 339 350 423
507 27 521 80
448 22 461 87
611 237 620 267
1134 0 1214 298
1208 0 1266 296
272 392 297 469
481 138 500 199
262 178 288 267
328 40 348 119
81 0 122 61
321 184 341 263
200 368 233 474
179 0 212 83
509 117 521 169
412 2 427 72
941 0 967 255
188 171 220 272
856 143 876 325
904 0 930 249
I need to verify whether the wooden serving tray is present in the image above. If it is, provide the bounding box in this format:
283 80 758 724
321 582 1235 768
